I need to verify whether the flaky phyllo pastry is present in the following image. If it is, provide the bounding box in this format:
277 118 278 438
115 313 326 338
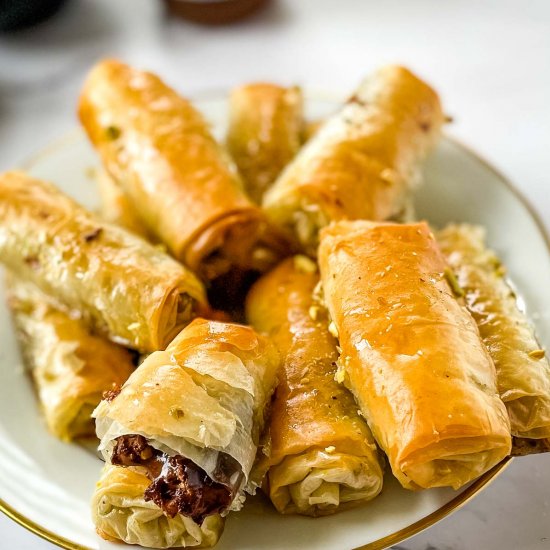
92 319 280 547
97 169 151 240
0 171 206 352
319 221 512 490
79 59 286 281
438 224 550 440
5 275 135 441
246 257 383 515
93 465 224 549
263 65 444 255
227 83 304 203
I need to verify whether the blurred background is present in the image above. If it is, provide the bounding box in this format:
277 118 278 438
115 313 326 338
0 1 549 549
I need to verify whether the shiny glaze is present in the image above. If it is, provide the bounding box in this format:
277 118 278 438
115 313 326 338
246 257 383 514
79 60 283 279
263 66 444 254
438 224 550 439
94 318 280 507
247 257 380 461
0 171 206 352
319 221 511 490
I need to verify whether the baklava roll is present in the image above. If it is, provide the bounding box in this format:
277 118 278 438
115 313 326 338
6 275 135 441
0 171 206 352
93 464 224 548
246 257 383 516
438 224 550 439
79 59 285 281
93 318 279 533
227 83 303 203
97 169 150 239
263 66 444 255
318 221 512 490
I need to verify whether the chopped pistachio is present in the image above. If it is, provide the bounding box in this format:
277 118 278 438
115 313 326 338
324 446 336 453
169 407 185 419
444 267 464 297
105 125 121 140
528 349 546 360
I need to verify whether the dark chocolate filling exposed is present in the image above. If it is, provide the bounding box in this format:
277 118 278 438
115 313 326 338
111 435 234 523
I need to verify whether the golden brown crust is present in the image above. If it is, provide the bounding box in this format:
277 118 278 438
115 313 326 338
263 66 444 255
227 83 303 203
94 318 280 497
318 220 511 490
79 59 285 280
246 257 383 515
0 171 206 352
246 257 379 460
438 224 550 439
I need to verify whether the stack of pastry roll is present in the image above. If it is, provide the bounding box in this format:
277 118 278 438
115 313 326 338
263 66 444 255
79 59 288 282
0 171 207 353
437 224 550 454
5 274 135 441
246 257 383 515
92 318 280 548
318 220 512 490
226 83 304 203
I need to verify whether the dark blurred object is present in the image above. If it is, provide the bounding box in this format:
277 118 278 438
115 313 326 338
164 0 269 25
0 0 68 31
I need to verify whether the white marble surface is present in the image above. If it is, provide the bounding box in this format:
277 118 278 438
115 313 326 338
0 0 549 548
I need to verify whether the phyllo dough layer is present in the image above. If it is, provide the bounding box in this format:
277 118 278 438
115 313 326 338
246 257 383 515
318 220 511 490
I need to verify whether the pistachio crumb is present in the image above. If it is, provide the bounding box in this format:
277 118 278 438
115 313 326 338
528 349 546 360
444 267 464 297
105 125 121 140
169 407 185 419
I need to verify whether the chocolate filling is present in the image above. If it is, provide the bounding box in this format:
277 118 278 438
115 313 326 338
111 435 235 523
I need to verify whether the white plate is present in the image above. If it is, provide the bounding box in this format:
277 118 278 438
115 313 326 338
2 94 549 550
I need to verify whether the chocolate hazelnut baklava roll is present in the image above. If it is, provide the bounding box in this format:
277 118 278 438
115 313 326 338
263 66 444 255
79 59 286 281
92 318 280 545
246 257 383 516
227 83 303 203
318 221 511 490
0 171 206 352
438 224 550 441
